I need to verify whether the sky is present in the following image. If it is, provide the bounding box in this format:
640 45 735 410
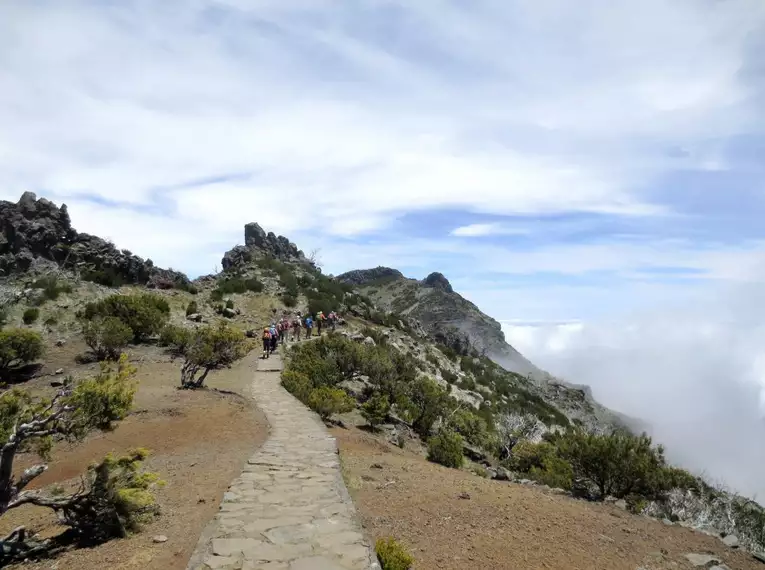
2 0 765 496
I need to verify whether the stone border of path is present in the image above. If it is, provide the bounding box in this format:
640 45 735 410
187 353 381 570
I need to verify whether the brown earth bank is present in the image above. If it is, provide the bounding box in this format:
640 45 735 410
0 349 268 570
333 426 763 570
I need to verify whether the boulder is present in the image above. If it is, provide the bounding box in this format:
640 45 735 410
492 467 511 481
721 534 739 548
363 336 376 346
684 553 720 567
222 307 236 319
186 313 203 322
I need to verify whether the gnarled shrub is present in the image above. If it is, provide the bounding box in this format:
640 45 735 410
82 316 133 360
427 428 464 469
0 328 44 373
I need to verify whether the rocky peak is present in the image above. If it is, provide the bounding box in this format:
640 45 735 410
336 266 404 286
222 223 307 271
0 192 189 287
421 271 453 293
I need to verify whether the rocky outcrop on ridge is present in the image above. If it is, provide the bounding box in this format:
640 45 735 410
221 222 309 271
0 192 189 288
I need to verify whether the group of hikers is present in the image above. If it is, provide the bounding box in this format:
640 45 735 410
262 309 339 358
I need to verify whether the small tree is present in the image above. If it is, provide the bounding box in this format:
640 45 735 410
361 392 390 430
180 323 247 389
403 377 450 438
0 329 44 373
496 412 546 459
0 355 142 561
427 428 464 469
81 317 133 360
307 386 355 421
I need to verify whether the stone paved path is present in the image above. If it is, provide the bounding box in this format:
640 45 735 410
187 353 380 570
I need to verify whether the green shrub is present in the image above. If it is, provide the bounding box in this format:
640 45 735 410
80 294 170 342
307 386 355 421
281 293 298 307
225 299 234 310
0 328 44 372
179 322 248 388
448 408 490 449
82 268 126 287
79 448 162 537
529 455 573 489
213 276 264 298
22 307 39 324
402 377 450 438
361 392 390 430
43 316 59 326
556 430 671 500
82 316 133 360
158 324 193 356
427 428 464 469
185 300 198 316
30 276 73 301
68 354 138 430
210 289 224 302
375 537 414 570
281 370 313 403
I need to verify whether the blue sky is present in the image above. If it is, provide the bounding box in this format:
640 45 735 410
3 0 765 494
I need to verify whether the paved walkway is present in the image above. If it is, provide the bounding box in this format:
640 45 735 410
187 353 379 570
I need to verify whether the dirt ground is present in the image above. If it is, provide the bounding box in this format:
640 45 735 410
333 426 764 570
1 346 269 570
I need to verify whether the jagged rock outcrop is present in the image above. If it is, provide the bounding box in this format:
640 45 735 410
0 192 189 287
222 223 307 271
336 266 404 286
422 271 453 293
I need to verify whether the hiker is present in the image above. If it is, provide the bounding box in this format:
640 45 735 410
316 310 325 335
328 311 337 331
262 327 272 359
292 313 302 341
304 314 314 338
269 323 278 353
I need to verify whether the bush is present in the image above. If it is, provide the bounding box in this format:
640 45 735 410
22 307 39 324
448 408 490 449
213 276 264 298
30 276 73 301
67 448 162 541
401 377 450 438
185 300 198 316
81 294 170 342
82 317 133 360
281 293 298 307
0 328 44 372
281 370 313 403
375 537 414 570
361 392 390 430
427 428 464 469
225 299 234 310
307 386 355 421
82 268 126 287
158 324 193 356
68 354 138 430
556 430 671 500
180 323 248 388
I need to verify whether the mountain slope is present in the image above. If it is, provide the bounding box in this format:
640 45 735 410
337 266 638 433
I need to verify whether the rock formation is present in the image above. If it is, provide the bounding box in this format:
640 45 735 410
221 222 308 271
0 192 189 288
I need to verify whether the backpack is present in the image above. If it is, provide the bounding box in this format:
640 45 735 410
262 330 271 339
305 317 313 327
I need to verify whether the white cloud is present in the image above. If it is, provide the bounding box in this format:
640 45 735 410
1 0 763 256
500 271 765 499
451 223 529 237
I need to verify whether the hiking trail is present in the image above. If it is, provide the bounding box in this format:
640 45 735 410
187 352 379 570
